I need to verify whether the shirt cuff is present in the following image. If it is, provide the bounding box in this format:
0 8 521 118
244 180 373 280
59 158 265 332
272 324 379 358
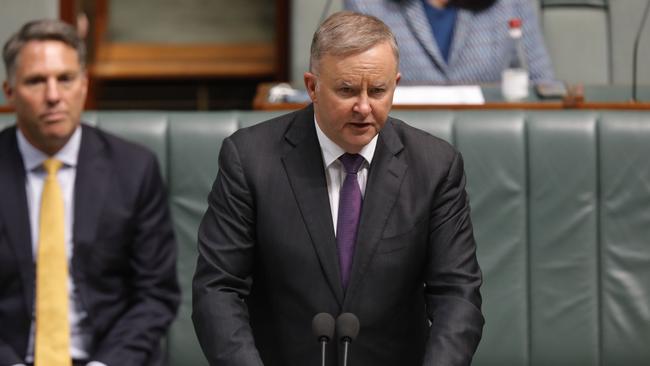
86 362 107 366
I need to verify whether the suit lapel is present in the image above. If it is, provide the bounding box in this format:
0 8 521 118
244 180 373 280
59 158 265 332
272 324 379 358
281 107 345 305
447 9 472 68
403 0 449 75
0 127 35 311
344 120 407 304
73 125 111 263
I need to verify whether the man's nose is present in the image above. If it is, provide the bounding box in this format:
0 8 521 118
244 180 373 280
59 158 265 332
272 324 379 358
353 93 371 116
45 78 61 104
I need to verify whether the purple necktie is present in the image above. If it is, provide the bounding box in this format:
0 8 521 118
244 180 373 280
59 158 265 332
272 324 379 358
337 153 365 290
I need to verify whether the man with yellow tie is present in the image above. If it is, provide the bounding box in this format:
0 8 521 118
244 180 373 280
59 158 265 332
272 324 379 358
0 19 180 366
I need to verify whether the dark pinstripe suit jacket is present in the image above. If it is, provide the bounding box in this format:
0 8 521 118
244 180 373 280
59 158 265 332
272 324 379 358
193 105 484 366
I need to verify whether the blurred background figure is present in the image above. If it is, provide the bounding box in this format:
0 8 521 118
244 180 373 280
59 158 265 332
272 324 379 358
0 18 179 366
346 0 555 84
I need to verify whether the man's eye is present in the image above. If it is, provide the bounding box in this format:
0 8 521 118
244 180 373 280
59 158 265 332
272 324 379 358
59 74 76 83
339 87 353 94
370 88 386 96
24 77 45 86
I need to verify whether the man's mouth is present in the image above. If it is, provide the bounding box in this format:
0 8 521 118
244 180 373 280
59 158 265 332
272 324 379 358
41 111 66 122
349 122 372 128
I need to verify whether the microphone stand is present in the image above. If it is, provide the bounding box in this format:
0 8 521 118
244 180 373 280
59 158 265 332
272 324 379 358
320 337 327 366
342 338 351 366
632 0 650 101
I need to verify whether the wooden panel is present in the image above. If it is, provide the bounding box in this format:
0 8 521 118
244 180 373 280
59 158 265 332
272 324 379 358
92 43 276 78
59 0 77 24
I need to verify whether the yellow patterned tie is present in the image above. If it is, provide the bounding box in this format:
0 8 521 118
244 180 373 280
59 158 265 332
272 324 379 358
35 158 71 366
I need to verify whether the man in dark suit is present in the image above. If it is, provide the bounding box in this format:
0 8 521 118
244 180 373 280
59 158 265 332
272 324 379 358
193 11 483 366
0 19 180 366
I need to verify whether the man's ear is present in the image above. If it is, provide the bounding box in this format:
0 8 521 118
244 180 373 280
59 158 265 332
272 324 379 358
80 70 89 101
396 72 401 86
2 80 14 105
304 72 318 103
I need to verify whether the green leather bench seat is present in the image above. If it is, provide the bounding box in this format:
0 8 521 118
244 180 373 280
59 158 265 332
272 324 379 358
1 110 649 365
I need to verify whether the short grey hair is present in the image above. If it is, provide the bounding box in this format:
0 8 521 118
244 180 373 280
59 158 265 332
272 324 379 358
309 11 399 73
3 19 86 84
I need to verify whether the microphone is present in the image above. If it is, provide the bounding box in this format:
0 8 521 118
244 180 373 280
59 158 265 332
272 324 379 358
336 313 360 366
632 0 650 101
312 313 335 366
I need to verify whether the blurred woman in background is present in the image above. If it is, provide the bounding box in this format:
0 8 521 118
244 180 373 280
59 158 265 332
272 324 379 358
346 0 555 84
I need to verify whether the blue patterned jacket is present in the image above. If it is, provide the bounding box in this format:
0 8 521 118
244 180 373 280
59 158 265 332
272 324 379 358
345 0 555 84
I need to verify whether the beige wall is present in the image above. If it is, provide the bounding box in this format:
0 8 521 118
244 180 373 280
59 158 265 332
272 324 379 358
0 0 58 84
290 0 343 84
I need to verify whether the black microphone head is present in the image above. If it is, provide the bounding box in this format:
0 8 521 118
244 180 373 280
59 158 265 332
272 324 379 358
336 313 360 342
312 313 335 342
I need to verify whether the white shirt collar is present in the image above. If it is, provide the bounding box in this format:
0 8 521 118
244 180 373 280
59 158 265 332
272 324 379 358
17 125 82 171
314 116 378 168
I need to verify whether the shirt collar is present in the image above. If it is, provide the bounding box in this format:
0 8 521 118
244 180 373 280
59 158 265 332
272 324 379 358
17 125 82 172
314 115 378 168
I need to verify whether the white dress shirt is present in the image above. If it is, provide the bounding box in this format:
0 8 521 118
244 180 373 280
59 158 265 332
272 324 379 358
15 127 105 366
314 117 378 234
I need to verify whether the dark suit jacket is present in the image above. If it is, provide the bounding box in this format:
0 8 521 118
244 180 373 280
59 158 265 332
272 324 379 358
0 124 180 366
193 105 484 366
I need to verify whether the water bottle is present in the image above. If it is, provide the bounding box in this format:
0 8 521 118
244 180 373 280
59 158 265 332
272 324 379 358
501 18 529 101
